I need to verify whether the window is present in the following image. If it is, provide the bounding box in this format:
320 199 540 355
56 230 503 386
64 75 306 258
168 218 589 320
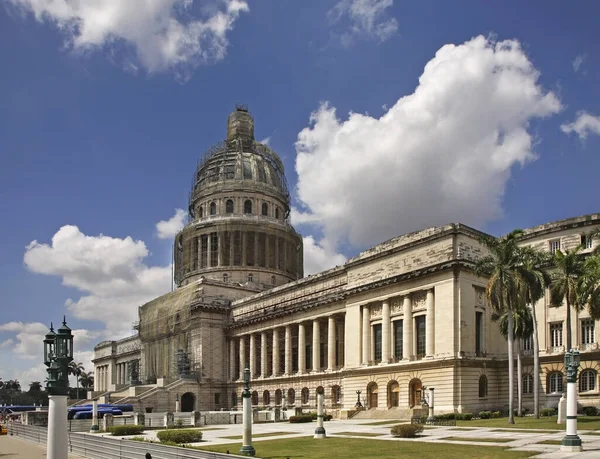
223 273 229 282
479 375 488 398
393 320 403 360
373 324 382 362
416 316 426 358
548 372 563 393
549 239 561 254
214 393 221 405
581 319 595 345
475 311 483 356
550 322 563 348
522 336 533 352
247 274 253 283
210 202 217 215
271 275 276 285
523 374 533 394
581 234 593 250
579 369 596 392
198 206 203 218
301 387 309 404
243 160 252 179
262 202 268 216
226 199 234 213
275 207 280 219
244 200 252 214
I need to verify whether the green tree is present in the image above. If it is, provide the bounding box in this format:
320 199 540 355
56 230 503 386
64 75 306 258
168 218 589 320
578 253 600 322
79 371 94 391
69 361 85 399
475 229 526 425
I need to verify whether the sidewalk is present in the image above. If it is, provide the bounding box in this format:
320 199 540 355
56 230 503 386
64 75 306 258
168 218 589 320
0 435 83 458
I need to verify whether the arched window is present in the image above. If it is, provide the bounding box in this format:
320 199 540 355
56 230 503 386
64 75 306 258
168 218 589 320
247 274 253 283
271 275 276 285
262 202 268 216
275 207 280 219
210 202 217 215
547 371 564 394
223 273 229 282
198 206 203 218
479 375 488 398
244 200 252 214
231 391 238 407
251 391 258 405
523 374 534 394
226 199 234 213
331 385 342 405
287 388 295 405
274 389 282 405
301 387 310 405
580 369 597 392
263 390 270 406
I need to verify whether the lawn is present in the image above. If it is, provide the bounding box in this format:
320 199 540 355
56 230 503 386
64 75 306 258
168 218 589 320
221 431 294 440
195 436 535 458
441 437 513 443
457 416 600 431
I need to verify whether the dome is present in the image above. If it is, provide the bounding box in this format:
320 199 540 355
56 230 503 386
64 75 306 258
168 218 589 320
188 106 290 219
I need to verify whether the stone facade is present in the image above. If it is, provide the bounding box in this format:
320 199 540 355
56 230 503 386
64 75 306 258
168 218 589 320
92 107 600 417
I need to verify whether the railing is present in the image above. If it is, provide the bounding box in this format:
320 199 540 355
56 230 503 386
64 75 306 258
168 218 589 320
9 422 247 459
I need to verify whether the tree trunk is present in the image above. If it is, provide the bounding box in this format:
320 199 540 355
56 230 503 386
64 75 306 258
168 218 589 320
531 301 540 419
517 338 523 417
507 312 515 424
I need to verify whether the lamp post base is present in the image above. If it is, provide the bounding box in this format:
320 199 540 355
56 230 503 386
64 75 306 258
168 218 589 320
314 426 326 439
561 435 582 452
90 425 99 433
239 445 256 456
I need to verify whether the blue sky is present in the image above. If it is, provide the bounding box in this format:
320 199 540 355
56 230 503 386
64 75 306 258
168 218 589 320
1 0 599 386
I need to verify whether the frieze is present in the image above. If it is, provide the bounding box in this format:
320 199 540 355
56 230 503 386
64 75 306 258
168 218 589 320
116 339 141 355
412 291 426 309
391 297 403 314
370 304 382 319
474 286 486 307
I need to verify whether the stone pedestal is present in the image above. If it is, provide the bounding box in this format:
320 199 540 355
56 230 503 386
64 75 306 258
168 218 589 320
90 399 99 433
557 395 566 424
314 392 326 439
101 413 114 432
47 395 68 459
133 413 145 426
164 412 174 428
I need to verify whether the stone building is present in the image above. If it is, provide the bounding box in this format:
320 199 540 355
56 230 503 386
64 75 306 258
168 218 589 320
92 107 600 417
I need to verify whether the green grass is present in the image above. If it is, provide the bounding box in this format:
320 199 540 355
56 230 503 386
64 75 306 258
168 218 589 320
361 420 404 426
194 436 535 458
221 431 293 440
335 432 384 437
449 427 479 431
441 437 514 443
457 416 600 431
536 439 563 445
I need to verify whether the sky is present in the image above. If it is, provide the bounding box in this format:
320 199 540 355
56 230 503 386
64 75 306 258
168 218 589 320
1 0 599 388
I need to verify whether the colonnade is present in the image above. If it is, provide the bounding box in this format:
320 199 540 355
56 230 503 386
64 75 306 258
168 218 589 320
96 365 109 392
229 315 344 381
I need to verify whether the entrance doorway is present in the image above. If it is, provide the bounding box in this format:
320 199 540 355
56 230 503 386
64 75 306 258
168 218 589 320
367 382 378 408
408 379 422 408
181 392 196 412
387 381 399 408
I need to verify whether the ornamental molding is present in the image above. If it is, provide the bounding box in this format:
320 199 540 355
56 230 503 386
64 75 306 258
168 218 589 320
370 304 382 319
412 291 426 310
474 286 486 307
391 297 403 314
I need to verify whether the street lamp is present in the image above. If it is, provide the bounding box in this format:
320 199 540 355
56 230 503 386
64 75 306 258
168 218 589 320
561 349 582 452
44 317 74 459
355 390 363 408
239 368 255 457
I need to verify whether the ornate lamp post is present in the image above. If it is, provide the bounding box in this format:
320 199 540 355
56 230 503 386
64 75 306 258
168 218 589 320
44 317 74 459
239 368 255 457
355 390 363 408
314 387 326 439
561 350 582 452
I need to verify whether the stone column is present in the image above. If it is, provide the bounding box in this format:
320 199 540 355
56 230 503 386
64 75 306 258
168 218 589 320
272 328 280 376
254 233 259 267
249 334 257 378
298 323 306 374
265 234 271 268
312 319 321 372
362 305 370 365
426 289 435 357
285 325 292 375
314 390 326 439
230 338 237 381
218 233 223 266
229 232 235 266
403 296 413 360
261 332 268 378
327 316 336 371
382 300 391 364
239 337 246 381
116 364 120 386
47 395 68 459
275 237 280 270
242 232 247 266
90 398 99 433
207 234 212 268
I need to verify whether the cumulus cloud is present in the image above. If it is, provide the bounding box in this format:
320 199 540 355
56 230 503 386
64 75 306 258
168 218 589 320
294 35 561 254
329 0 398 45
24 226 172 336
7 0 249 79
561 111 600 140
302 235 347 275
156 208 187 239
572 53 587 73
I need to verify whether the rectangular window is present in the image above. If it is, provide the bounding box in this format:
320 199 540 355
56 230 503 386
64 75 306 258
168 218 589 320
550 322 563 348
416 316 426 358
373 324 382 362
582 319 595 345
522 336 533 352
393 320 403 360
549 239 561 254
214 393 221 405
581 234 593 250
475 311 483 356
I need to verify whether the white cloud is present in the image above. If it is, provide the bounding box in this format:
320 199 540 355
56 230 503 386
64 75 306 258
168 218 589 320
294 35 561 254
573 53 587 73
156 208 187 239
329 0 398 45
561 111 600 140
301 235 347 275
259 136 271 146
24 225 172 336
7 0 249 79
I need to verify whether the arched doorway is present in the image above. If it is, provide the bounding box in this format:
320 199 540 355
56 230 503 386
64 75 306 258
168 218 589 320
367 382 378 409
331 385 342 406
287 388 295 405
263 390 270 406
387 381 399 408
251 391 259 405
408 378 422 408
275 389 282 405
181 392 195 412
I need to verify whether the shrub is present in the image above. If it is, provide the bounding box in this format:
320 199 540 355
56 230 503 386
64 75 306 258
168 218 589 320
436 413 456 420
128 436 147 442
492 411 502 419
479 411 492 419
109 425 145 436
175 419 185 428
583 406 598 416
540 408 556 417
289 415 313 423
390 424 424 438
455 413 473 421
156 429 203 444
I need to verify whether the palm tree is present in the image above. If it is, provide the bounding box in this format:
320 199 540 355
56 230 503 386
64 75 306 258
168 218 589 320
28 381 43 393
69 361 85 399
475 229 526 425
79 371 94 391
518 247 550 419
579 254 600 321
588 228 600 254
492 306 533 417
548 247 586 351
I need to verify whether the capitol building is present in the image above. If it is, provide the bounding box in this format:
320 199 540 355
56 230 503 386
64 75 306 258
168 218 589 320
92 106 600 417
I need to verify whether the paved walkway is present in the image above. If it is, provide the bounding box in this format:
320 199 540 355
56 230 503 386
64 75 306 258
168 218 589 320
0 434 83 458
